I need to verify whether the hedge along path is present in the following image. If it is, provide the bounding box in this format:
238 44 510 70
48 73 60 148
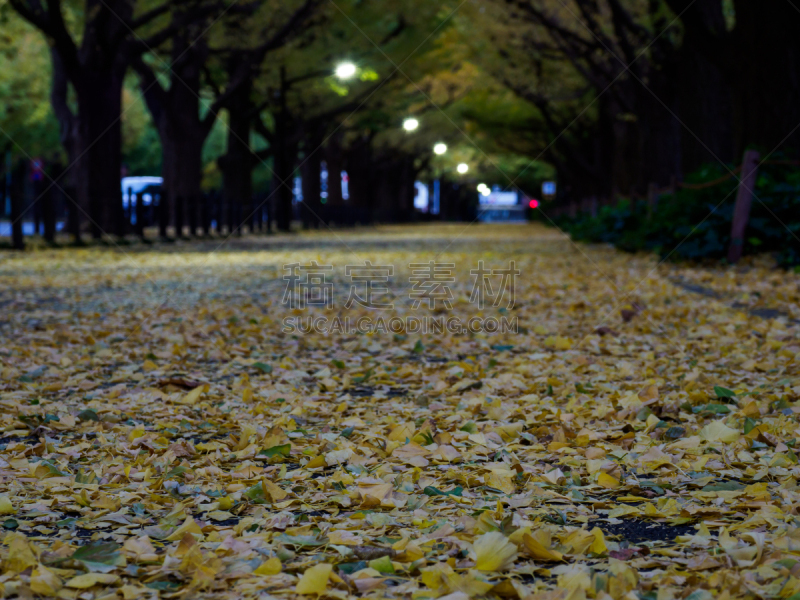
0 223 798 599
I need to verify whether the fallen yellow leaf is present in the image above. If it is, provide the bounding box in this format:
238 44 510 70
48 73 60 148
296 563 333 595
473 531 518 571
66 573 120 589
522 533 564 562
597 472 621 489
254 556 282 576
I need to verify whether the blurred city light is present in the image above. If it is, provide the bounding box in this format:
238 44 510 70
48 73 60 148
529 198 540 209
433 143 447 155
335 62 357 79
456 163 468 174
480 188 491 197
477 183 488 192
402 118 419 132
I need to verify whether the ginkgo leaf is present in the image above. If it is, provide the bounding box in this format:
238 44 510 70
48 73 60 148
523 533 564 562
254 557 282 576
30 565 62 596
474 531 518 571
597 472 621 489
66 573 120 589
296 563 332 595
0 496 15 515
698 420 741 443
2 225 798 598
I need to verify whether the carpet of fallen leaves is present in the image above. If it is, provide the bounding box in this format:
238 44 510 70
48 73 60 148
1 223 800 600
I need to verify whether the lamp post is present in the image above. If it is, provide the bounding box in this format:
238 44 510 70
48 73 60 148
402 118 419 132
335 62 357 79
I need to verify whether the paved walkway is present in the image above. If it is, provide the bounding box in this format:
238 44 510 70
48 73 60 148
0 223 798 598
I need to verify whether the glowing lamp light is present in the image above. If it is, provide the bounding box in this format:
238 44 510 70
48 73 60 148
335 62 357 79
433 143 447 155
529 198 540 209
480 188 491 197
402 118 419 132
477 183 488 192
456 163 469 174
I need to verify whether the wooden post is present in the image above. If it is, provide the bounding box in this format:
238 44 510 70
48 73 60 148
727 149 761 264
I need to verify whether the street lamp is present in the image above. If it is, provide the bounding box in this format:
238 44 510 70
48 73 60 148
335 62 357 79
457 163 468 174
402 118 419 132
433 143 447 155
477 183 488 193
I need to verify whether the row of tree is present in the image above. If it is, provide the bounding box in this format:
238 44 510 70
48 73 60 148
468 0 800 202
3 0 455 239
1 0 797 241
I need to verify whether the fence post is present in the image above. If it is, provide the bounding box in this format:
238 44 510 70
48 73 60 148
727 149 761 264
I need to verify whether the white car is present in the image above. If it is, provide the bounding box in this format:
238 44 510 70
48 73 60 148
121 176 162 209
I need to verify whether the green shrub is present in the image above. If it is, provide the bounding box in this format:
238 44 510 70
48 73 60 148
553 159 800 266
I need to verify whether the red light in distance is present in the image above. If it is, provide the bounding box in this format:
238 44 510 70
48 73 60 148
529 199 539 209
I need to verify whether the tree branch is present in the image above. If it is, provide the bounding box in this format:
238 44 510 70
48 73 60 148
252 0 324 60
49 46 76 149
253 113 276 145
132 57 168 128
10 0 80 82
8 0 49 31
130 0 175 30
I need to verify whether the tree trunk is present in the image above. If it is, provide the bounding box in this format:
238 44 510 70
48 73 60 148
727 1 800 155
677 49 734 171
135 35 212 240
9 183 24 250
274 143 295 232
158 190 169 238
134 185 145 240
301 139 322 229
397 157 415 222
158 119 206 239
626 80 682 191
49 48 83 244
42 179 56 243
75 70 125 239
273 67 294 232
374 161 397 221
220 81 254 237
344 140 374 224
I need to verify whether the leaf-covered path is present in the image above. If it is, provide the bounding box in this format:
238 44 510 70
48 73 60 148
0 224 799 599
